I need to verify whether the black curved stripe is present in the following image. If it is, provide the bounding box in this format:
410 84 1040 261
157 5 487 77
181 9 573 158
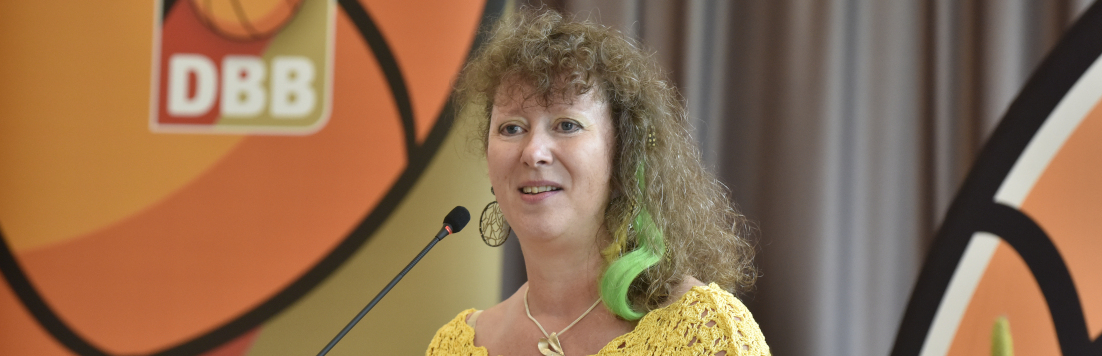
0 1 506 355
891 1 1102 355
891 216 975 355
162 0 177 20
982 204 1093 355
338 0 418 157
0 239 107 356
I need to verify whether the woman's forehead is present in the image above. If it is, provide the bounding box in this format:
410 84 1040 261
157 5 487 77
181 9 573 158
492 79 605 110
492 84 608 117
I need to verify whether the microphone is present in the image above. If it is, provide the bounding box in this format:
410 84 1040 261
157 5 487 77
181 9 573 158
438 205 471 239
318 206 470 356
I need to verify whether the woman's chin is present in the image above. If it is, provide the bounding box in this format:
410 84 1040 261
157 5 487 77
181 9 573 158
513 227 562 242
512 223 574 243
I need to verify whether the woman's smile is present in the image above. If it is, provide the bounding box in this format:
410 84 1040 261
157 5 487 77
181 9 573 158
520 186 561 194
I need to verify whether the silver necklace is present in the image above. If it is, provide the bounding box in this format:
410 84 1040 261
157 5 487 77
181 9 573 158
524 286 602 356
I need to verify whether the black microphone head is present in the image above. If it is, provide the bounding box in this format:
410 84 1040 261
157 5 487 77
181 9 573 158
443 206 470 233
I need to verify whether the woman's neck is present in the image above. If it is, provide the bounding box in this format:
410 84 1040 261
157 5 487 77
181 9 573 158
517 230 606 320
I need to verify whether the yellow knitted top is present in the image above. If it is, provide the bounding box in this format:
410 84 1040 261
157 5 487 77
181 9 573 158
426 283 770 355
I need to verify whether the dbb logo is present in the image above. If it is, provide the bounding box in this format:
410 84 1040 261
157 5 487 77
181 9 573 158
167 54 315 118
151 0 334 134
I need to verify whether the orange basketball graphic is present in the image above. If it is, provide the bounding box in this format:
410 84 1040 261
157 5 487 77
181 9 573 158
893 2 1102 355
0 0 504 355
190 0 305 41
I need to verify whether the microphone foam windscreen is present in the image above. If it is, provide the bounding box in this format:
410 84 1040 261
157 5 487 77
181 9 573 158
444 206 470 233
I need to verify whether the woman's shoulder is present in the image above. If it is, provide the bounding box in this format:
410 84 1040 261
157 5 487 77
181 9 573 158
425 309 487 356
597 281 771 356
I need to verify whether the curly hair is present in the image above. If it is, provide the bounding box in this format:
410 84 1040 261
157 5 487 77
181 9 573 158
454 8 757 320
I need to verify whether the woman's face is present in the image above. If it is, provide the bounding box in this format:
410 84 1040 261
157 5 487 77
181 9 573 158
487 83 615 244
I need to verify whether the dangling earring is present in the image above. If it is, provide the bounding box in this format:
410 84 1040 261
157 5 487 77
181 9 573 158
480 187 511 247
646 126 657 149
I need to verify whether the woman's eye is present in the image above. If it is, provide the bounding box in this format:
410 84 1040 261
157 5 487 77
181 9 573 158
500 124 524 135
557 120 580 132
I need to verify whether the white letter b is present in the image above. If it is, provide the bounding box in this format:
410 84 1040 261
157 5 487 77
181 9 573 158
221 56 267 117
270 56 316 118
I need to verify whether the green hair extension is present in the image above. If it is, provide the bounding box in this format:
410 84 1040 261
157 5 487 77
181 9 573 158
600 161 666 320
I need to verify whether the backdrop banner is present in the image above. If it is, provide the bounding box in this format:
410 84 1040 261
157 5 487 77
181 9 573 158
893 2 1102 355
0 1 506 355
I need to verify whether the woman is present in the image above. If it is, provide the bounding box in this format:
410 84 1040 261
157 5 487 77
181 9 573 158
428 8 769 356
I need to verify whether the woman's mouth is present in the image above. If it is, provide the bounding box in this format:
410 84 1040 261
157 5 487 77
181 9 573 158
520 186 562 194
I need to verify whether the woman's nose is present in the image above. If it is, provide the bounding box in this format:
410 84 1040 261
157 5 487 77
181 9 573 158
521 130 553 167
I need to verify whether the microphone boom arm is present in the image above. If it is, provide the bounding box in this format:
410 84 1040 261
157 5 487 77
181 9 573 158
317 206 468 355
316 228 447 356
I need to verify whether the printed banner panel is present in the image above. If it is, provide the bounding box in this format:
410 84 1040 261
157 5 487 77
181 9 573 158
893 2 1102 355
0 1 506 355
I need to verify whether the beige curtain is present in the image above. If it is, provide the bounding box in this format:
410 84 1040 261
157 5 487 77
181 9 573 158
514 0 1094 354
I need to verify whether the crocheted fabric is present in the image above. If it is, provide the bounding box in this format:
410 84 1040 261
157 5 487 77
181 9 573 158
426 283 770 356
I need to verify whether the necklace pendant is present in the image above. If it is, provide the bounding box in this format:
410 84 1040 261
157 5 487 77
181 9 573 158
537 332 565 356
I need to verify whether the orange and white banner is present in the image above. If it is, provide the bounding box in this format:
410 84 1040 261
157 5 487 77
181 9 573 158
894 2 1102 355
0 1 505 354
